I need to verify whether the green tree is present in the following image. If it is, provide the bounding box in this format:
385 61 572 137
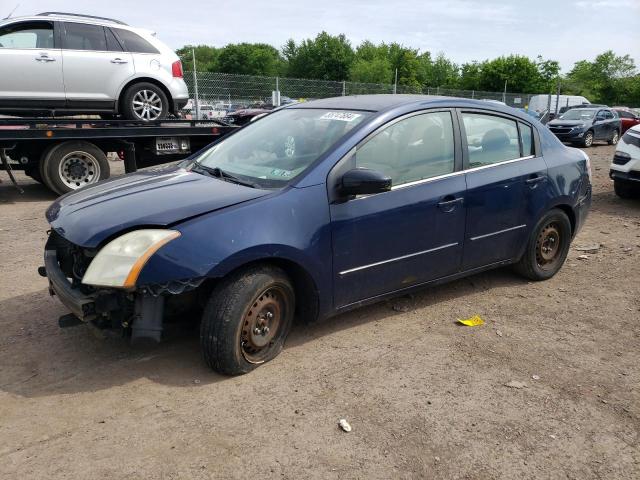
176 45 220 72
284 32 354 80
216 43 284 76
566 51 637 104
459 62 482 90
478 55 544 93
536 56 561 92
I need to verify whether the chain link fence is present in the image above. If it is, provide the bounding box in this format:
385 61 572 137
182 71 538 117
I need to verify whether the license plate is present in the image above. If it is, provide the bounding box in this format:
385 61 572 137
155 137 187 154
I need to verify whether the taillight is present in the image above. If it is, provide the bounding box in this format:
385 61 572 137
172 60 183 78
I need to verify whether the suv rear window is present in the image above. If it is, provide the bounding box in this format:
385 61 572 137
112 28 158 54
63 23 107 51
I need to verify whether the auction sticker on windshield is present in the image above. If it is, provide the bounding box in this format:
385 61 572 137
320 112 362 122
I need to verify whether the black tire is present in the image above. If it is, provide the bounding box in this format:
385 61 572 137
200 265 295 375
581 130 594 148
514 209 572 281
121 82 169 122
614 180 639 199
42 141 110 195
608 129 620 145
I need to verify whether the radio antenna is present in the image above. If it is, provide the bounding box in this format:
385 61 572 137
3 3 20 20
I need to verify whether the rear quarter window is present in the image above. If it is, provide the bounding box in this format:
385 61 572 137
112 28 159 54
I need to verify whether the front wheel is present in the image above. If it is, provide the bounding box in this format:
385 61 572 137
582 130 594 148
514 209 572 281
121 82 169 122
614 180 639 199
200 265 295 375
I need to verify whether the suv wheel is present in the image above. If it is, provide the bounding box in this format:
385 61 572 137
200 265 295 375
582 130 594 148
122 82 169 122
608 130 619 145
614 180 639 199
514 209 572 281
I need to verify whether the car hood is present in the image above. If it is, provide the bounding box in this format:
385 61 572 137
548 120 588 127
46 166 270 248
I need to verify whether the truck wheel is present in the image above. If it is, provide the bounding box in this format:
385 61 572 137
614 180 639 199
200 265 295 375
581 130 594 148
121 82 169 122
514 209 572 281
608 130 619 145
42 141 110 195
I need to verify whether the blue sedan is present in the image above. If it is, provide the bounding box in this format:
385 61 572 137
43 95 592 374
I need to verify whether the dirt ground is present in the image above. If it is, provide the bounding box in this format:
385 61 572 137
0 144 639 479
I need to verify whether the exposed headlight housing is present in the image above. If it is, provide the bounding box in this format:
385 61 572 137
82 229 181 288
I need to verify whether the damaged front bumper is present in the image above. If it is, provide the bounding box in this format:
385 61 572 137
43 234 203 342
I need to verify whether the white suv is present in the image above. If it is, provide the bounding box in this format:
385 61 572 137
0 12 188 121
610 124 640 198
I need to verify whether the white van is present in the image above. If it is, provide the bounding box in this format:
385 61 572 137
528 95 591 115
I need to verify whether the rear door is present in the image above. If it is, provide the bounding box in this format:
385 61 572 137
61 22 134 108
330 109 466 307
459 110 542 270
0 20 64 108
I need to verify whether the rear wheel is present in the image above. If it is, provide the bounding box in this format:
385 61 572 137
41 141 110 195
200 265 295 375
608 130 619 145
514 209 572 281
581 130 594 148
614 179 639 199
121 82 169 122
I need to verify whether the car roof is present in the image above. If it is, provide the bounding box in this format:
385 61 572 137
1 12 127 27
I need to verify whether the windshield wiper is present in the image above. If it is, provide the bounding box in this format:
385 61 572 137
191 163 259 188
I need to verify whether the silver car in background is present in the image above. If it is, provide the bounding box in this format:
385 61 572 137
0 12 188 121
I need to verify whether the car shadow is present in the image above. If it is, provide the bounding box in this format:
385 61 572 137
0 268 527 398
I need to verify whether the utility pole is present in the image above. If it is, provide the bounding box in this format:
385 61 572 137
393 68 398 94
503 79 508 103
191 48 200 119
554 77 561 117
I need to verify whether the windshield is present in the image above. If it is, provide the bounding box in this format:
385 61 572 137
559 109 597 120
193 108 370 188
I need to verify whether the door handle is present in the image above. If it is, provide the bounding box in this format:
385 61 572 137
35 54 55 62
437 196 464 211
525 175 546 185
111 58 128 64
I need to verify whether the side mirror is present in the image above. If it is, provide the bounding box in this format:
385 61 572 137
340 168 391 196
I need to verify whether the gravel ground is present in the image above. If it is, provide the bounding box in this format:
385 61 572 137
0 144 639 479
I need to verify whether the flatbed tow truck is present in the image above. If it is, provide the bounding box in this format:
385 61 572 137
0 117 237 195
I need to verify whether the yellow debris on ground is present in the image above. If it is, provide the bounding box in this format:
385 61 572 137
457 315 485 327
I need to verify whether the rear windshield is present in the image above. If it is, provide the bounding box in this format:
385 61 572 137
194 108 370 188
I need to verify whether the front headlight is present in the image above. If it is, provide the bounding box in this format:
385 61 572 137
82 229 181 288
572 124 585 130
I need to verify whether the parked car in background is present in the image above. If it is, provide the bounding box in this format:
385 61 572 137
610 124 640 198
222 106 273 126
0 12 188 121
547 107 621 147
612 107 640 134
528 94 590 119
43 95 591 374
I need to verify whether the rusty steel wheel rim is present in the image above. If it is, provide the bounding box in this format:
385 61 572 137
536 222 561 270
241 286 286 364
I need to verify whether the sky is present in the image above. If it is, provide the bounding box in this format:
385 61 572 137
4 0 640 72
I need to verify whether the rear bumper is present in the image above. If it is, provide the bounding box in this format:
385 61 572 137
44 249 96 321
574 183 592 237
609 169 640 183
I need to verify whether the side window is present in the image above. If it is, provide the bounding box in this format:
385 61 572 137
112 28 159 54
519 122 534 156
355 111 455 187
63 23 107 51
105 28 123 52
461 113 520 167
604 110 614 119
0 21 54 49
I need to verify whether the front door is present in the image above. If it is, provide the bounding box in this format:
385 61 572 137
0 20 64 108
331 110 466 307
61 22 134 107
